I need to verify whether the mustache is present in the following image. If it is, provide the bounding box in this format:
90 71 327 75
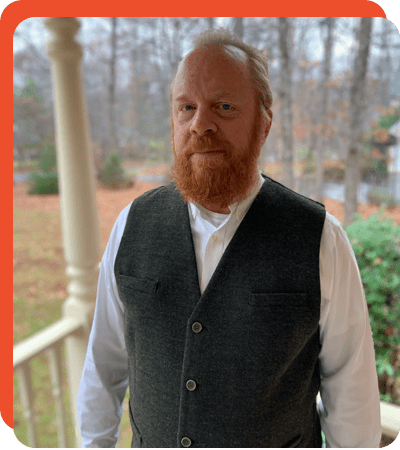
183 135 233 156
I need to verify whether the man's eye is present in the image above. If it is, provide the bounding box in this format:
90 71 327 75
183 105 194 111
220 104 232 110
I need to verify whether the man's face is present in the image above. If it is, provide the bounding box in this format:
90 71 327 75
170 45 272 210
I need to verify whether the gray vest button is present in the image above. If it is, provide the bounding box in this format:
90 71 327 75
186 379 197 391
181 437 192 447
192 322 202 333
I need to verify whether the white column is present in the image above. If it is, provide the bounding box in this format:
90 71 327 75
44 17 100 448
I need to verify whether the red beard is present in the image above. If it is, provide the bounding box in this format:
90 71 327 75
172 128 262 209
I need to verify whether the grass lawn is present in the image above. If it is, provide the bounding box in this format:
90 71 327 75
13 206 132 447
13 160 39 170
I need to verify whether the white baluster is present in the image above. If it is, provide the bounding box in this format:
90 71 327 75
47 344 68 448
16 363 37 447
44 17 100 447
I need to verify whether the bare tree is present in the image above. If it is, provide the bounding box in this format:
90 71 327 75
207 17 215 29
232 17 244 39
107 17 118 160
374 19 394 108
15 17 400 180
244 18 277 166
278 17 294 189
344 17 373 226
315 17 335 202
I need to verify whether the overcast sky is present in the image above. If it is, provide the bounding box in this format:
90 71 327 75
13 17 400 83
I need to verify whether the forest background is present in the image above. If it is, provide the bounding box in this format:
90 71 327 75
13 16 400 220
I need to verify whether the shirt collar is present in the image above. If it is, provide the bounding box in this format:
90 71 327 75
189 173 264 221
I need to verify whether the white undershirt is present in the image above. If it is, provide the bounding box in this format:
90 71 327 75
77 175 381 448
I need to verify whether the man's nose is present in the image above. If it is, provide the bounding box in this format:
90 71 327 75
190 108 217 136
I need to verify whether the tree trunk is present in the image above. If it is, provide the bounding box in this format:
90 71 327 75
278 17 294 189
232 17 244 39
375 19 392 108
344 17 373 226
315 18 335 203
106 17 118 162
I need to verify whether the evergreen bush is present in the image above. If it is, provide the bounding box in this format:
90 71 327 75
345 213 400 403
27 139 59 195
101 152 132 189
39 142 57 173
28 172 59 195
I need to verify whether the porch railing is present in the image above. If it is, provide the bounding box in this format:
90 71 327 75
381 401 400 439
13 317 84 447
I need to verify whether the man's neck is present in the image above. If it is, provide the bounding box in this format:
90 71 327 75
197 201 230 214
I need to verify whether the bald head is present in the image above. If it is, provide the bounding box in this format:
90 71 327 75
172 45 252 102
171 28 273 120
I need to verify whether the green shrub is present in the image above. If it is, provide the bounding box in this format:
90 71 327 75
39 142 57 173
28 172 59 195
345 213 400 403
378 107 400 129
101 152 132 189
367 188 399 209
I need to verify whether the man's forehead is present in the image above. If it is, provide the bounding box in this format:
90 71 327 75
183 44 247 72
172 46 251 100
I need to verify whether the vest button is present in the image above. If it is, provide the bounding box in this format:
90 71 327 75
192 322 202 333
186 379 197 391
181 437 192 447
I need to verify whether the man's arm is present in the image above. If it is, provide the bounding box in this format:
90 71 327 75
77 204 131 448
318 213 381 448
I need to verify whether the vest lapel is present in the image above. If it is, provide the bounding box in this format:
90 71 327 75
200 179 270 298
166 185 202 301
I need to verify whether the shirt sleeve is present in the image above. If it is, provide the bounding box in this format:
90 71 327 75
318 212 382 448
77 203 132 448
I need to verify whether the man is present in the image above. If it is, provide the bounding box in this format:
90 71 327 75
77 29 381 447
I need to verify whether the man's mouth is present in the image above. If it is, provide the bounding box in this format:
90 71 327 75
193 149 223 154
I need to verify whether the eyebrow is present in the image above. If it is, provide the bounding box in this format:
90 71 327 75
173 94 190 104
174 91 240 104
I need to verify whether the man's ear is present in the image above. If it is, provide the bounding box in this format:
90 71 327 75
264 109 273 139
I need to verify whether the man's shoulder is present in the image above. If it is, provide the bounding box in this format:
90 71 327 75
131 181 177 207
260 175 326 212
125 182 183 223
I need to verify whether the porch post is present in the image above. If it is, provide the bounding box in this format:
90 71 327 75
44 17 100 447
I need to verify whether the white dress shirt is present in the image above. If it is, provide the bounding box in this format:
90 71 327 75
77 175 381 448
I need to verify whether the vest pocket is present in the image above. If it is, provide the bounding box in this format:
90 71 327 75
248 292 308 307
116 274 158 295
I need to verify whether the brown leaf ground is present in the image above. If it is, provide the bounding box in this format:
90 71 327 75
13 176 400 243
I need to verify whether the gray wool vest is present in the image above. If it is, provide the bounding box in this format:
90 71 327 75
114 176 326 448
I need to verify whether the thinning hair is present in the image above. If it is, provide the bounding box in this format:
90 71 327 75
172 28 273 119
